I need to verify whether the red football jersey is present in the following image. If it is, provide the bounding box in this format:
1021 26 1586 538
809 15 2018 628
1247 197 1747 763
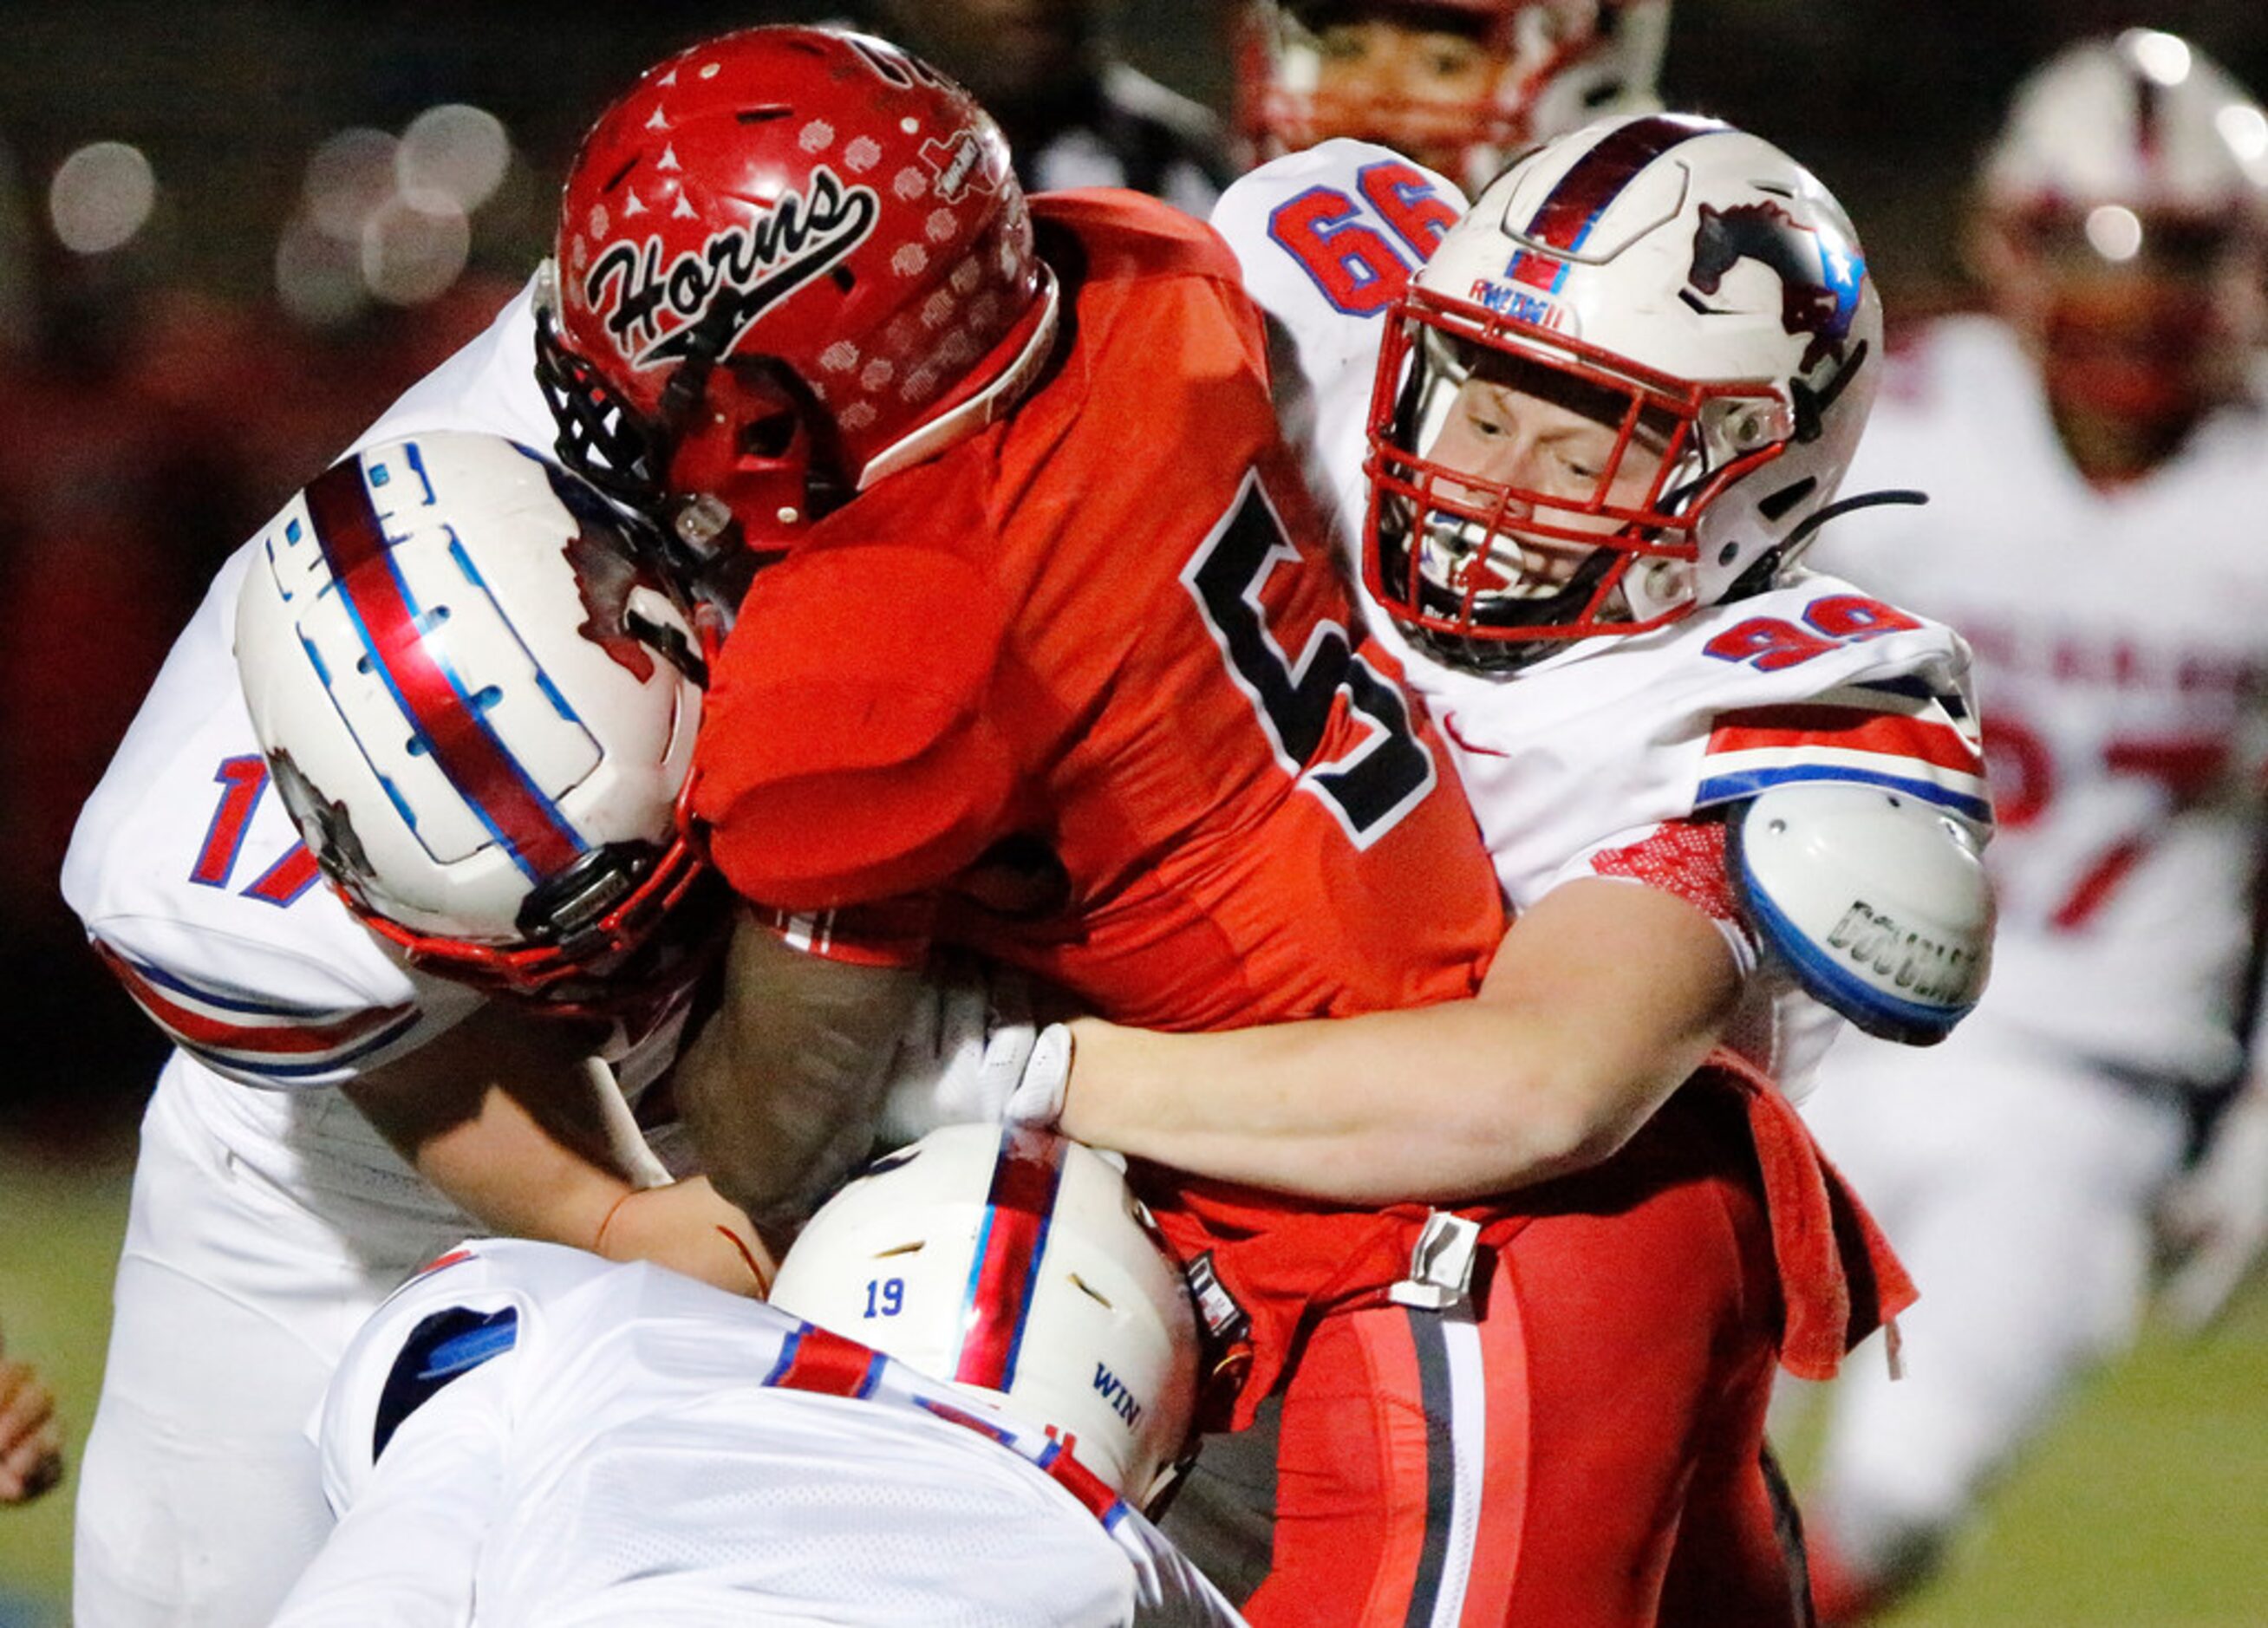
692 191 1502 1030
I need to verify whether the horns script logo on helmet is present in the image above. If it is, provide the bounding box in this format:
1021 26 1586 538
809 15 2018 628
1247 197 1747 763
581 166 883 374
1686 202 1865 371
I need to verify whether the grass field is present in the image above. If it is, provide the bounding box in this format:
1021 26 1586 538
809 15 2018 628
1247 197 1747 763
2 1141 2264 1625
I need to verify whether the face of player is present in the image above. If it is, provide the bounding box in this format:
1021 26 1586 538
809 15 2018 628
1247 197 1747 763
1980 206 2263 465
1305 8 1512 177
1421 356 1665 594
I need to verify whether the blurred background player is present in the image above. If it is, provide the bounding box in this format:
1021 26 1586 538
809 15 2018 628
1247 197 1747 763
1232 0 1669 191
1795 29 2268 1622
272 1127 1242 1627
854 0 1232 212
0 1324 62 1508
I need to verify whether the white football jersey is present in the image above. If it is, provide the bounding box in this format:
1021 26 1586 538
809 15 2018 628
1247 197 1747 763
282 1239 1242 1627
1212 142 1991 1091
59 279 562 1091
1811 314 2268 1084
60 549 485 1087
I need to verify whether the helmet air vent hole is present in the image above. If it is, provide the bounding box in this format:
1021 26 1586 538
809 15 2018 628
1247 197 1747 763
741 411 798 459
1067 1273 1116 1310
603 157 639 194
871 1241 925 1259
736 107 793 125
1756 477 1817 522
831 266 855 293
1717 542 1740 565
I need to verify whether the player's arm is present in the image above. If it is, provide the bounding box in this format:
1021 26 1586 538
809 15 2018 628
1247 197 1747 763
272 1370 509 1627
0 1327 62 1506
676 535 1018 1236
342 1001 770 1295
668 907 929 1241
1062 876 1742 1204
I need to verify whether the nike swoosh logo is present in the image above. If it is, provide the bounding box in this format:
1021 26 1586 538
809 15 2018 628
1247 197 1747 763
1441 711 1509 759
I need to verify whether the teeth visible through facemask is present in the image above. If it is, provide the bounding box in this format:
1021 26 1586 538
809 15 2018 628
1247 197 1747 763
1423 520 1564 602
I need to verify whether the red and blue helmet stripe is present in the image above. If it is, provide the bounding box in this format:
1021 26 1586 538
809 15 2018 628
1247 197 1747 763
952 1125 1070 1393
302 445 589 885
1504 114 1719 297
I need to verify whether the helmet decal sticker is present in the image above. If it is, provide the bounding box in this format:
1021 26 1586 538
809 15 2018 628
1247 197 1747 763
580 166 883 373
921 130 998 204
1687 201 1867 370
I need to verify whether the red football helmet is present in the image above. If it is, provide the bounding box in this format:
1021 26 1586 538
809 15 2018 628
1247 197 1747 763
538 27 1060 554
1234 0 1669 194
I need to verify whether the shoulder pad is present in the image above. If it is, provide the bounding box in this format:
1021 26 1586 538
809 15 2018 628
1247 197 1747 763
1731 781 1993 1045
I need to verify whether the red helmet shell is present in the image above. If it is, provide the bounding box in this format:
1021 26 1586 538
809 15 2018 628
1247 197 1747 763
553 28 1053 504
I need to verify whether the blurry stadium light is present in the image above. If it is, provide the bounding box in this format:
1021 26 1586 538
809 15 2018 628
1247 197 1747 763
49 141 156 256
398 104 512 213
275 212 369 328
2083 204 2143 263
2219 103 2268 184
361 190 471 306
2123 29 2192 88
305 127 401 242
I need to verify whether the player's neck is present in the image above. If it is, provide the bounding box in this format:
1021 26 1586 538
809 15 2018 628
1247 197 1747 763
2047 397 2200 490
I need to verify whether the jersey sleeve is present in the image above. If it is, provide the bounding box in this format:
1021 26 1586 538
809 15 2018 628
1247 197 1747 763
1690 616 1994 841
691 535 1022 917
282 1241 598 1628
1210 140 1466 548
60 548 482 1089
349 278 557 457
1548 816 1760 979
1437 572 1992 918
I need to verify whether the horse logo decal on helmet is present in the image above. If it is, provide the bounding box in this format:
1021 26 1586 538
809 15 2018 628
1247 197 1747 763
1687 201 1867 371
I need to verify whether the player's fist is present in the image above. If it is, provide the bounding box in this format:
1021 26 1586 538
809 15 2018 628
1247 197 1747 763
596 1176 776 1299
877 962 1071 1147
0 1340 63 1506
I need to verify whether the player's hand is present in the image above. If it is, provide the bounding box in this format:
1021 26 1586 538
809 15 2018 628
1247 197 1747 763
2159 1083 2268 1333
876 961 1071 1148
596 1175 776 1299
0 1341 63 1506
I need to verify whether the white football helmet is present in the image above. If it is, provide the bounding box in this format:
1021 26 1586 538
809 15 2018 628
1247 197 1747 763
767 1124 1199 1507
1974 29 2268 422
1235 0 1669 194
1365 112 1882 669
234 429 713 1005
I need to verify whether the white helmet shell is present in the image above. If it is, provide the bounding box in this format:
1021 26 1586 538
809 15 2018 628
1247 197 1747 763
767 1125 1199 1506
1366 113 1882 665
1983 29 2268 219
235 430 707 996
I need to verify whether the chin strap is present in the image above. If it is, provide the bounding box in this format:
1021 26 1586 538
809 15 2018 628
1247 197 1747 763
1781 485 1929 555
